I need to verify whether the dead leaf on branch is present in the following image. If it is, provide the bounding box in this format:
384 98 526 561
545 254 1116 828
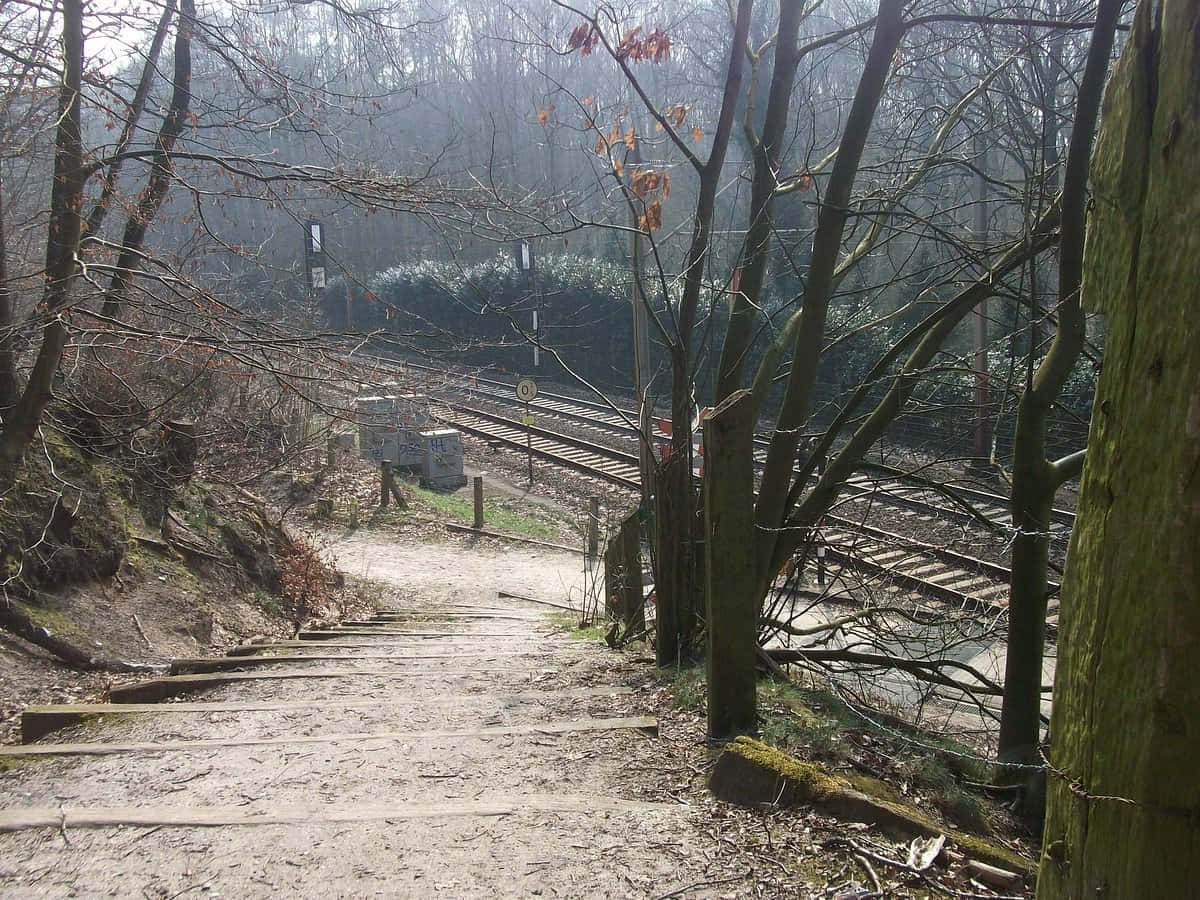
639 199 663 232
618 27 671 63
567 22 600 55
665 103 690 127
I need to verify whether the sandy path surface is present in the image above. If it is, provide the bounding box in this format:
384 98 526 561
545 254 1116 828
0 534 750 899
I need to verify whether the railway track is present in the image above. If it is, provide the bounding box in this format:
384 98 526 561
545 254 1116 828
343 355 1080 615
408 361 1076 539
444 405 641 486
421 392 1050 617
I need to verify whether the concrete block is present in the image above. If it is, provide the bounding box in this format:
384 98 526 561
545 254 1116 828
355 395 396 421
395 428 425 469
359 424 400 464
421 428 466 489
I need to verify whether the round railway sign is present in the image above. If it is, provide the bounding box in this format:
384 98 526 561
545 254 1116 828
516 378 538 403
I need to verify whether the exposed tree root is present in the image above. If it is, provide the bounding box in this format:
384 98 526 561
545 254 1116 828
0 600 165 674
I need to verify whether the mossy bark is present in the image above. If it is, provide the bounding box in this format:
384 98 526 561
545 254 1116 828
1037 0 1200 894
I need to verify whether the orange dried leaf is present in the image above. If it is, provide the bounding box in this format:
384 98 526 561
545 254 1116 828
641 199 663 231
537 108 549 124
692 125 703 141
624 127 636 150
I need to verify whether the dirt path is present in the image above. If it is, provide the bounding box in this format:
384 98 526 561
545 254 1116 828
0 533 774 898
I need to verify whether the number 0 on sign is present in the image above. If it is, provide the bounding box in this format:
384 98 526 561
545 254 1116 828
516 378 538 402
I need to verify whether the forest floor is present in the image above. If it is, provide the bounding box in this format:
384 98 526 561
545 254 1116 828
0 531 839 898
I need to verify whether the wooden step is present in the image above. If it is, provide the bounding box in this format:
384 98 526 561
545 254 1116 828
0 716 659 759
0 794 669 833
20 685 635 742
297 629 517 640
340 613 536 624
171 651 535 675
108 667 540 703
226 637 537 656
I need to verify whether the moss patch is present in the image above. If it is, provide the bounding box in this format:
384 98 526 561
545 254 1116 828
0 433 131 593
710 737 1035 878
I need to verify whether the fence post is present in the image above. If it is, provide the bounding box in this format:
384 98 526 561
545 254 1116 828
380 461 392 508
703 389 757 742
603 510 643 633
473 476 484 530
586 497 599 560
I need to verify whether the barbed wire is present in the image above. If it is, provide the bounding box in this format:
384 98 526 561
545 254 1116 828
824 673 1047 773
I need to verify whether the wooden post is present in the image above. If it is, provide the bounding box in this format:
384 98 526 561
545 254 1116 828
473 476 484 530
348 497 359 529
586 497 599 560
703 390 758 742
380 461 392 508
326 436 336 468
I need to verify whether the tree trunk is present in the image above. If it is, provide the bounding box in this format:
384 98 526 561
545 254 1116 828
604 509 643 636
0 600 159 674
1037 0 1200 893
100 0 193 321
0 0 85 470
0 169 17 410
998 0 1120 765
715 0 805 400
655 412 694 665
998 394 1053 764
751 0 905 589
651 0 752 666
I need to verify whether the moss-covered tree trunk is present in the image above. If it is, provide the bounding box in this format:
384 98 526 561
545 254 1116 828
1037 0 1200 893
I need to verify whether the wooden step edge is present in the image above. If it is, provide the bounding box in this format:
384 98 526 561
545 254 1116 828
20 685 636 743
2 716 660 758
